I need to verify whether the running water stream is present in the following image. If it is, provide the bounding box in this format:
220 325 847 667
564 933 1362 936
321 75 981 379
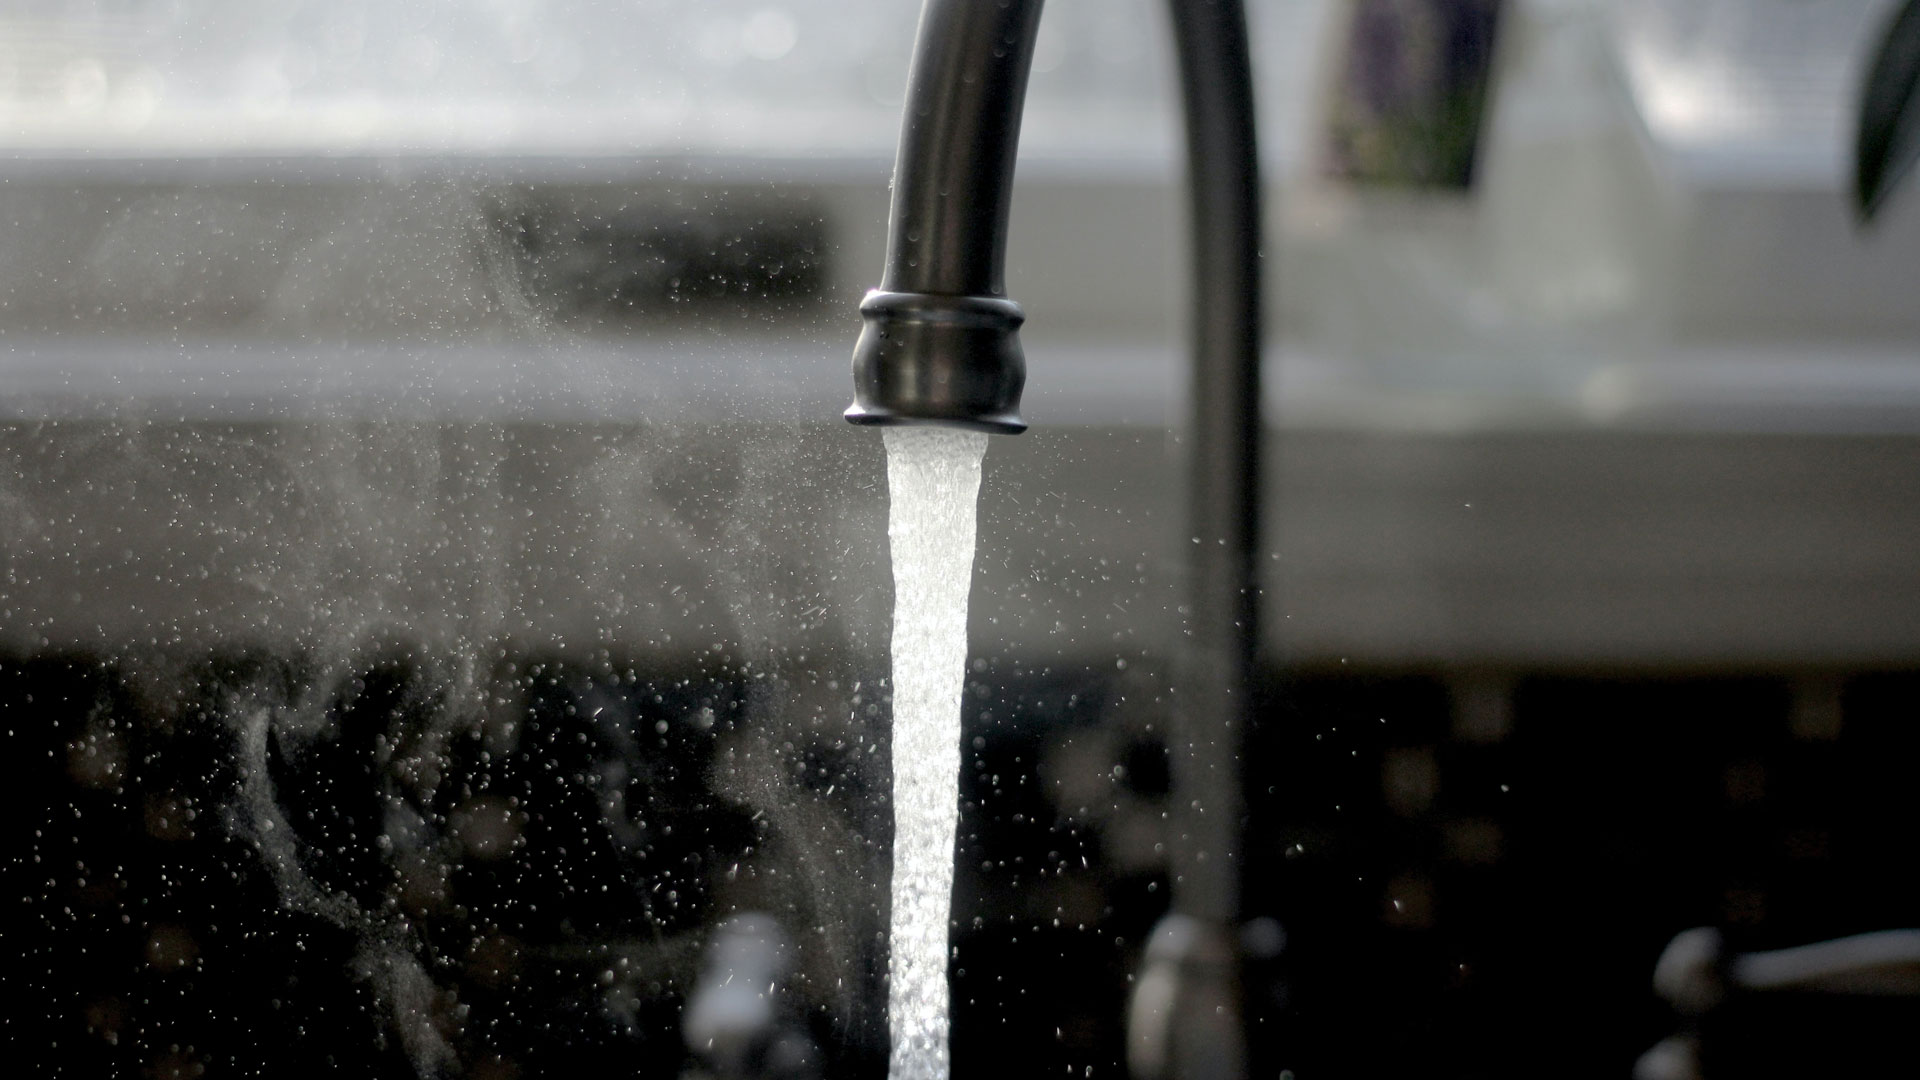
881 426 990 1080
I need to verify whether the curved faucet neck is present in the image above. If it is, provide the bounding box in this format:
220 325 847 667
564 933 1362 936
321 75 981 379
883 0 1045 299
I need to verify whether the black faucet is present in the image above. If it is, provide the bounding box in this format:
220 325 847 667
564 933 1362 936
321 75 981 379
847 2 1264 1076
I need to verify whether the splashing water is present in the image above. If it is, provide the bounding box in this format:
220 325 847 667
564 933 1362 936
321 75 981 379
882 426 989 1080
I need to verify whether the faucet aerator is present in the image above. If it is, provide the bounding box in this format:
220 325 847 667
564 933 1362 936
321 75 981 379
846 289 1027 434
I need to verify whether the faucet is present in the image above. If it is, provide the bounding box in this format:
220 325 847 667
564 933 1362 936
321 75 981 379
846 2 1264 1077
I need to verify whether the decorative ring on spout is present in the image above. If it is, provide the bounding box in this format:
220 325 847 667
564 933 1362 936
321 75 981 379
847 290 1027 434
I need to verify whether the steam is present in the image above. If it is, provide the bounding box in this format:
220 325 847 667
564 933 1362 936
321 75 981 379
230 696 454 1076
4 175 891 1075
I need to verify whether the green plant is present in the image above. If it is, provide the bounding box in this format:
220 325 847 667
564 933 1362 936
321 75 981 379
1856 0 1920 222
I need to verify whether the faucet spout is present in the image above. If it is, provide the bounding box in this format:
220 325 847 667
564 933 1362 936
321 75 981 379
845 0 1043 433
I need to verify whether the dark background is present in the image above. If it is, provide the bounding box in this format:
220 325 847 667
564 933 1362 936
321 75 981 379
12 650 1916 1078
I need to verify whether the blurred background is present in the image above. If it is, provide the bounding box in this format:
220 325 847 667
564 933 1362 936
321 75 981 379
6 0 1920 1077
